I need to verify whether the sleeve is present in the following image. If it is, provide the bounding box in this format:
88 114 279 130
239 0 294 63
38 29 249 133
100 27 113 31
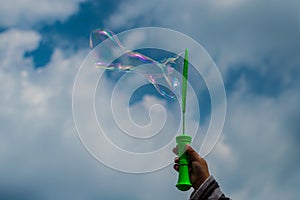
189 176 231 200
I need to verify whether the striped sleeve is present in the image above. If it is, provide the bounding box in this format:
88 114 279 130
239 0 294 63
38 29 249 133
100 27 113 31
190 176 230 200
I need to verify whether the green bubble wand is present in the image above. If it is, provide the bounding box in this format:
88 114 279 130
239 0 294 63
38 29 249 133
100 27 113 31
176 48 192 191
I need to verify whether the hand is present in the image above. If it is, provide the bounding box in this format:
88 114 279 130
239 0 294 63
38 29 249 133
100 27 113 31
173 145 210 190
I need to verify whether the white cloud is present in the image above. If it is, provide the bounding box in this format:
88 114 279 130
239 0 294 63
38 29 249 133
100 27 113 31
0 29 40 69
107 0 300 77
0 0 86 27
106 0 300 199
207 81 300 199
0 28 90 197
0 28 192 199
1 0 300 199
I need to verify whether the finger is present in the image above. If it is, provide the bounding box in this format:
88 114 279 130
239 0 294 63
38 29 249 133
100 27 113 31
172 147 178 155
173 164 179 172
185 145 202 161
174 157 179 163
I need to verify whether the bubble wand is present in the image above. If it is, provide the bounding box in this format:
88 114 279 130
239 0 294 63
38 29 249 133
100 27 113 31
176 48 192 191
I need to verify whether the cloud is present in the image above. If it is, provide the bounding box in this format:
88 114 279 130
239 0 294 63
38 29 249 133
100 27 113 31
0 0 86 28
0 28 91 199
1 0 300 199
107 0 300 76
0 29 40 68
105 0 300 199
208 79 300 199
0 28 192 199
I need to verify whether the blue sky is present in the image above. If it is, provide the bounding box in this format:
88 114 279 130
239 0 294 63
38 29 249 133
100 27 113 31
0 0 300 199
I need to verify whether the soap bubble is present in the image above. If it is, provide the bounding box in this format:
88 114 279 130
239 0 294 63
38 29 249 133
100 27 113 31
90 28 185 99
72 27 226 173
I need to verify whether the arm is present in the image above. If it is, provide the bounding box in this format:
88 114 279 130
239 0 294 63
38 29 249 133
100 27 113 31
189 176 230 200
173 145 230 200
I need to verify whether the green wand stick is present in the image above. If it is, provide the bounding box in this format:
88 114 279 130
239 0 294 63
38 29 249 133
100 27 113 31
176 49 192 191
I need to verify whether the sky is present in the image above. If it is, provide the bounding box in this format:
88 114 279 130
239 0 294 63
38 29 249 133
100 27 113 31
0 0 300 199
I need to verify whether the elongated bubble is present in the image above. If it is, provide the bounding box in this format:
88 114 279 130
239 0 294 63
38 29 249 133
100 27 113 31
73 27 226 173
90 29 184 99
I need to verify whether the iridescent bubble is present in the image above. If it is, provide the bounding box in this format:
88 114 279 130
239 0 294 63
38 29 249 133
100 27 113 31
73 27 226 173
90 29 125 49
90 29 184 99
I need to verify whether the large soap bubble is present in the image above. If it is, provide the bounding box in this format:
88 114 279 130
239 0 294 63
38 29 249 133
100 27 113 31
72 27 226 173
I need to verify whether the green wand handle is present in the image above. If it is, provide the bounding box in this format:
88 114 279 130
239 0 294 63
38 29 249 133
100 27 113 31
176 135 192 191
176 49 192 191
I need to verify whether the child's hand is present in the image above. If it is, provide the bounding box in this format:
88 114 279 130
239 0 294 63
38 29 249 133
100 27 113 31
173 145 210 190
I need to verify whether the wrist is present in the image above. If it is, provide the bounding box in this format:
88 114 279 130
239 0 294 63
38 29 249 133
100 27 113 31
192 175 210 190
